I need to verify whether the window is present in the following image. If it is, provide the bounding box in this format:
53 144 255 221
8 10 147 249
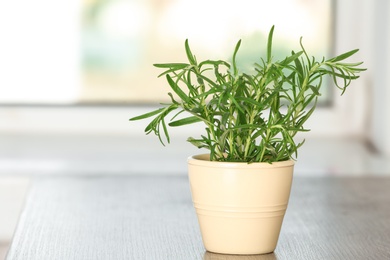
2 0 373 142
0 0 333 105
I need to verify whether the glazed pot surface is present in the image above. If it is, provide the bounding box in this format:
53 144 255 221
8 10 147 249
188 154 294 255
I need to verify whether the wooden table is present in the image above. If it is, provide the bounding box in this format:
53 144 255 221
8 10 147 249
6 176 390 260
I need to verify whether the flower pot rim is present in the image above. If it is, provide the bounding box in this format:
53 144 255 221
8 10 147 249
188 154 295 169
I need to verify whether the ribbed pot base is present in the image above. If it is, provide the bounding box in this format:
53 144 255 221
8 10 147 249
195 203 287 254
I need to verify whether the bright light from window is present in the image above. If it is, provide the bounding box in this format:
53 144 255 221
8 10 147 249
0 0 332 105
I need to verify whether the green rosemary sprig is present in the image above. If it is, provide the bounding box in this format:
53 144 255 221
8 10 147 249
130 26 366 163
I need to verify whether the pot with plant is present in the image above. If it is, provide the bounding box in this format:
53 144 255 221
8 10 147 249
130 26 365 255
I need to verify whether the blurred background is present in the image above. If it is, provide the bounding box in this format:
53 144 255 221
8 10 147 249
0 0 389 258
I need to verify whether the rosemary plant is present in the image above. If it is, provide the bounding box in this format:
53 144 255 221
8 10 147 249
130 26 365 163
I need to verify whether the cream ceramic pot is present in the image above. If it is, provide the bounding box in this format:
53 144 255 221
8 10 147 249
188 154 294 255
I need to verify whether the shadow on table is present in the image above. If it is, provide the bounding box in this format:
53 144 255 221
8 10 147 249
204 251 277 260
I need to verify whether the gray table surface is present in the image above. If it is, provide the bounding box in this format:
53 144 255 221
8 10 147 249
6 176 390 260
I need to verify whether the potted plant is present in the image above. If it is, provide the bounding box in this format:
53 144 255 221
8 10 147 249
130 26 365 255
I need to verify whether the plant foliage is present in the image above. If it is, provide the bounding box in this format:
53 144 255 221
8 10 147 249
130 26 366 163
